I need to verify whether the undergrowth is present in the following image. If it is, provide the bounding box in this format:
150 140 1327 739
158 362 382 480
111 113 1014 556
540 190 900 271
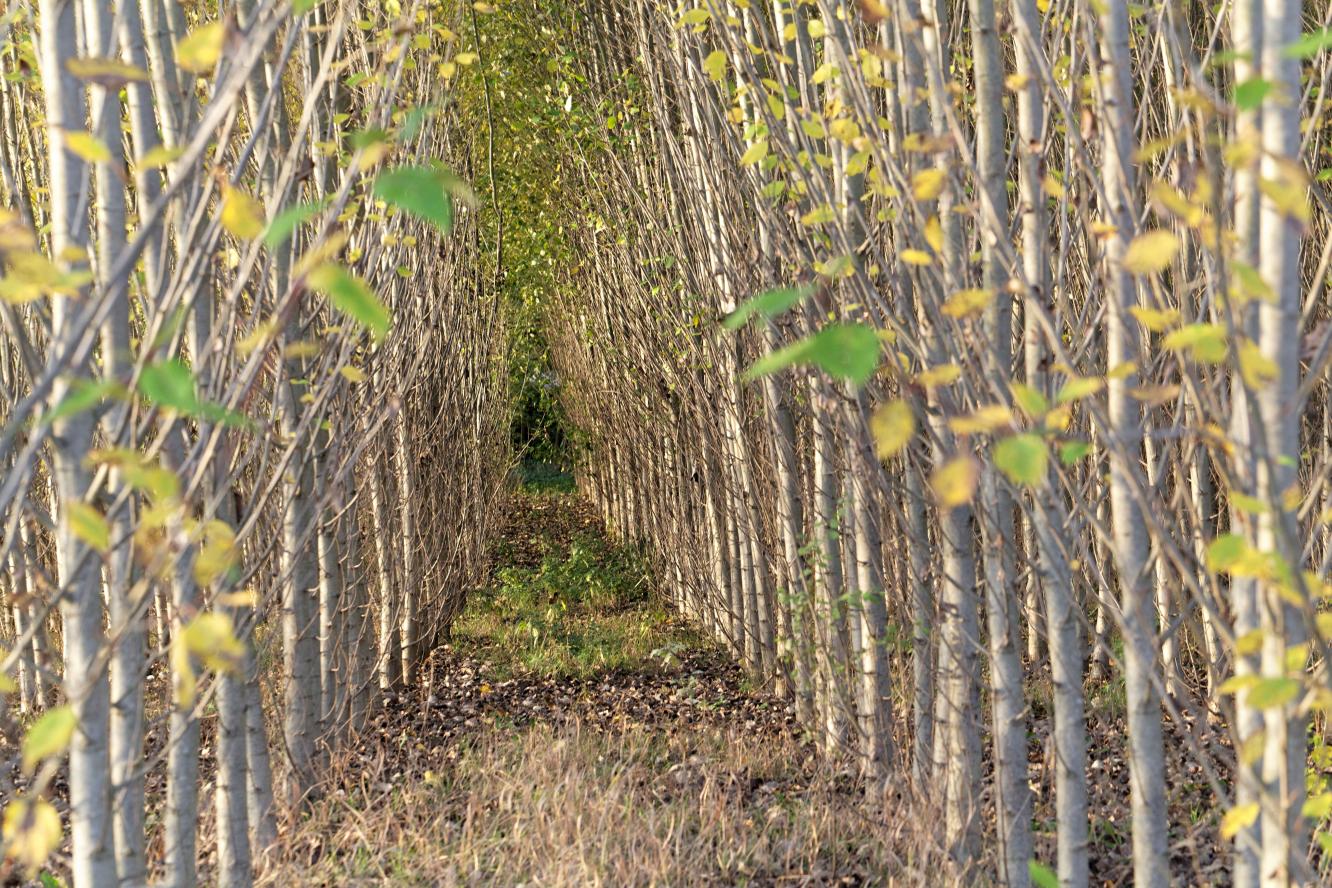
454 514 698 680
257 488 962 886
260 720 958 887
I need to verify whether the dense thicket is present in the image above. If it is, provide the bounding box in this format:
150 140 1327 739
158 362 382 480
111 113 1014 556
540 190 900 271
527 1 1332 886
5 1 1332 887
0 1 507 884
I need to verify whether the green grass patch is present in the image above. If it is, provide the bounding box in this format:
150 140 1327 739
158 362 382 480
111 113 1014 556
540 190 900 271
514 459 576 494
456 524 697 679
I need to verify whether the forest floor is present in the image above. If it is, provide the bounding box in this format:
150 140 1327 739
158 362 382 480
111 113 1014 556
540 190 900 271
256 469 1240 887
259 472 953 886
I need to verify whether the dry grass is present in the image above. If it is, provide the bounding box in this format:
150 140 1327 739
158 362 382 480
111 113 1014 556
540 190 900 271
258 717 964 887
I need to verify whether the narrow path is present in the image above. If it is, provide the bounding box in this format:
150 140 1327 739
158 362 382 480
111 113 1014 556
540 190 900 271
260 479 928 886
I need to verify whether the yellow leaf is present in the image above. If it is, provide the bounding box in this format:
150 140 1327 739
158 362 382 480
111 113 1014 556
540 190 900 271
1057 376 1105 404
22 706 77 772
901 249 932 266
1238 339 1279 389
341 365 367 383
800 204 835 227
175 612 245 707
1260 160 1311 223
175 22 225 74
2 798 62 875
193 520 237 588
0 251 92 303
924 216 943 252
911 168 946 202
828 118 860 143
916 363 961 388
64 131 111 163
221 185 266 240
942 288 995 319
1220 803 1260 840
66 501 110 553
1163 323 1228 364
66 56 150 84
172 637 196 709
740 140 769 167
678 8 711 27
949 405 1013 435
703 49 727 81
871 400 914 459
932 457 979 508
217 589 259 609
1128 306 1180 332
137 145 184 168
1122 230 1180 275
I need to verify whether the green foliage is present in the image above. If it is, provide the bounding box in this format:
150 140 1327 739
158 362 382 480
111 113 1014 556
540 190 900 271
722 284 815 330
264 200 328 249
306 264 391 342
994 434 1048 486
1028 861 1059 888
744 323 882 386
456 521 692 681
137 359 247 427
516 460 576 494
373 166 460 234
508 307 570 465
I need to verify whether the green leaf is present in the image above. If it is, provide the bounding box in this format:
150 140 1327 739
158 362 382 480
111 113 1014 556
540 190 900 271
744 323 881 386
134 359 247 427
1247 676 1301 709
43 379 127 425
400 105 434 141
1206 533 1248 573
1303 791 1332 821
722 284 815 330
1058 439 1091 465
66 502 110 553
995 434 1048 486
139 359 199 413
307 264 391 342
373 166 474 234
1028 861 1059 888
263 200 327 249
1010 382 1049 418
1234 77 1273 110
22 706 77 772
1285 28 1332 60
63 131 111 163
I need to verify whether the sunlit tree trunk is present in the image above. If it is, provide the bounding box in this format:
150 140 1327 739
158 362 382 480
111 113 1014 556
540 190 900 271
1257 1 1307 881
1097 3 1169 882
39 0 117 882
1011 1 1088 881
